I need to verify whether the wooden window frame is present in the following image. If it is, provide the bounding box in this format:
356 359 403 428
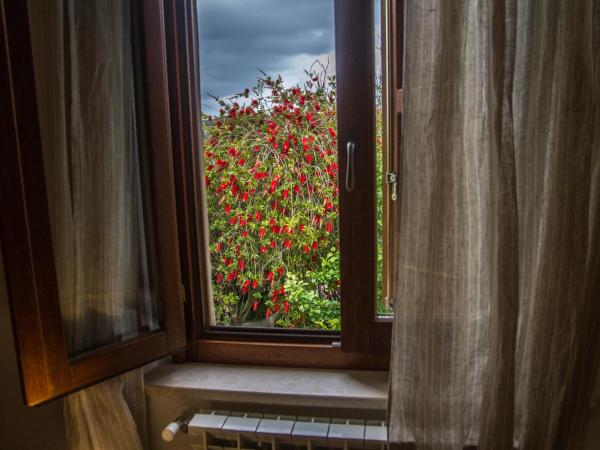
166 0 404 370
381 0 404 311
0 0 186 406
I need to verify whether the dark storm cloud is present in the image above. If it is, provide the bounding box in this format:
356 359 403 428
197 0 336 111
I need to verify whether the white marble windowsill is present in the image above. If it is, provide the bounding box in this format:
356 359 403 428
145 363 388 411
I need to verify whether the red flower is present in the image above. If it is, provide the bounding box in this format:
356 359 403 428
266 271 274 282
274 304 280 313
305 154 313 164
255 211 262 221
242 192 249 202
230 216 237 225
224 204 231 214
269 240 276 248
252 300 259 312
259 227 266 239
303 245 309 254
283 301 290 313
252 280 259 289
298 224 305 233
277 267 285 277
216 273 223 284
227 271 237 282
311 241 318 250
254 172 268 180
283 239 291 249
326 222 334 233
238 259 245 270
239 218 247 226
260 245 267 253
224 257 233 266
293 185 300 194
300 173 307 184
241 230 248 238
282 189 289 200
241 286 248 295
215 242 223 253
328 127 337 137
265 308 271 318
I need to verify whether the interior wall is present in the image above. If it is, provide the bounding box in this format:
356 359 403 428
0 246 67 450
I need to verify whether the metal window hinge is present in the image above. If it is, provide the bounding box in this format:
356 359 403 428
386 172 398 201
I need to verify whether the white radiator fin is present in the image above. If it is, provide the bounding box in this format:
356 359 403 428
186 411 387 450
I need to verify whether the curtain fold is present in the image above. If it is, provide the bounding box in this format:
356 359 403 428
388 1 599 449
64 372 146 450
27 0 153 449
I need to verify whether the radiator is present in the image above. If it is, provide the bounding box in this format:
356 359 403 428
163 410 388 450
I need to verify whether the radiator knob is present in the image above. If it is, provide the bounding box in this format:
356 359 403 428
161 420 183 442
162 407 195 442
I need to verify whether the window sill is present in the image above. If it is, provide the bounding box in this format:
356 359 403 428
145 363 388 411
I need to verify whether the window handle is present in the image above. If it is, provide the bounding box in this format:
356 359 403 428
345 140 356 192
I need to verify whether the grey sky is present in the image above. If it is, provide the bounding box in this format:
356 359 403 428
197 0 380 113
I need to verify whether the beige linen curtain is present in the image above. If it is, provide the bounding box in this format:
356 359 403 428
28 0 153 449
388 1 599 449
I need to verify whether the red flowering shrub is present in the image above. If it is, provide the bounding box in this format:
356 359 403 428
202 66 340 328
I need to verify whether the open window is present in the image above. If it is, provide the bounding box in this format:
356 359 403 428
170 0 403 367
0 0 185 405
0 0 404 405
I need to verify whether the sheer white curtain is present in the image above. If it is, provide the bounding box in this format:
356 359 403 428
388 1 599 449
28 0 154 448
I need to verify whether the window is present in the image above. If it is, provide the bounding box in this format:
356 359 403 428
0 0 403 405
177 0 400 366
0 0 185 405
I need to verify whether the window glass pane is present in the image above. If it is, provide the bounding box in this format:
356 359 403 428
198 0 340 330
28 0 160 356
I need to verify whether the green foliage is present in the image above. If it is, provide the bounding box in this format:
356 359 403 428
278 248 340 330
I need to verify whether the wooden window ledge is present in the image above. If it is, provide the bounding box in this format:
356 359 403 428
145 363 388 411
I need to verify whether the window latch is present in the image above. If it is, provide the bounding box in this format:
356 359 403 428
386 172 398 201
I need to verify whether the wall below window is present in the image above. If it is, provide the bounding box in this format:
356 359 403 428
145 362 387 449
0 247 67 450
